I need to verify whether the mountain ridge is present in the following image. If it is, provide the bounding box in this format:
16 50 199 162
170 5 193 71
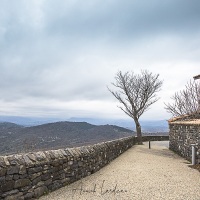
0 121 135 155
0 115 169 132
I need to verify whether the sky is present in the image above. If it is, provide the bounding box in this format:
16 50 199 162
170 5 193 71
0 0 200 121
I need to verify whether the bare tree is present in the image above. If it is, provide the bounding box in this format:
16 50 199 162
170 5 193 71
108 70 163 144
165 80 200 117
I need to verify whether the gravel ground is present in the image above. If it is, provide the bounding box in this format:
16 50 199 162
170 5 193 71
40 141 200 200
190 164 200 172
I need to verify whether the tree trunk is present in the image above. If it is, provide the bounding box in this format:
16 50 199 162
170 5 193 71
134 118 143 145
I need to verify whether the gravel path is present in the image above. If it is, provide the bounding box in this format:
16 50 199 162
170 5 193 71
40 142 200 200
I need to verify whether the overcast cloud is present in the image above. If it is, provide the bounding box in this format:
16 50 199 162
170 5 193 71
0 0 200 120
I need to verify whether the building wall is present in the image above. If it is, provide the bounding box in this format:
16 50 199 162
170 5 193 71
0 136 168 200
169 122 200 164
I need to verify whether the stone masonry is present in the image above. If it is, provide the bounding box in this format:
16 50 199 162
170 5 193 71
0 137 136 199
0 135 168 200
169 117 200 164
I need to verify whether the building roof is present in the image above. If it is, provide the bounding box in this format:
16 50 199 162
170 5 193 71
169 119 200 125
168 113 200 125
193 74 200 80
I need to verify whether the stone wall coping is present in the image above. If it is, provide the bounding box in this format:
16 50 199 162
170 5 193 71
0 135 169 167
168 113 200 123
169 119 200 125
0 136 134 167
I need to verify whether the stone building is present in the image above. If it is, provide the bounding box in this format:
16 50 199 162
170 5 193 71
168 114 200 164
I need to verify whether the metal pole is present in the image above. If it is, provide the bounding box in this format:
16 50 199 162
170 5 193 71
149 141 151 149
191 144 196 165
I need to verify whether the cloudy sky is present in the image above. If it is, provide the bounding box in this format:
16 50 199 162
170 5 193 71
0 0 199 121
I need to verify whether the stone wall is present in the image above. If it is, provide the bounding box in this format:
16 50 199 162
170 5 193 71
169 121 200 164
0 135 168 199
0 137 136 199
142 135 169 142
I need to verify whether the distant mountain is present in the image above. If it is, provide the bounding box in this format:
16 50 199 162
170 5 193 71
0 121 135 155
0 122 23 129
69 118 169 132
0 115 169 132
0 116 60 126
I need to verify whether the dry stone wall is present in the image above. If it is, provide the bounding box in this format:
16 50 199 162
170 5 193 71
169 122 200 164
0 137 136 199
0 135 168 199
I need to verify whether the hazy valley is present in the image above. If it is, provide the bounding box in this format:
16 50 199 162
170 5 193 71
0 116 169 155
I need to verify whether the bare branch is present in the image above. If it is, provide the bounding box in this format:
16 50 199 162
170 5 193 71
108 70 163 144
165 80 200 117
108 70 163 120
